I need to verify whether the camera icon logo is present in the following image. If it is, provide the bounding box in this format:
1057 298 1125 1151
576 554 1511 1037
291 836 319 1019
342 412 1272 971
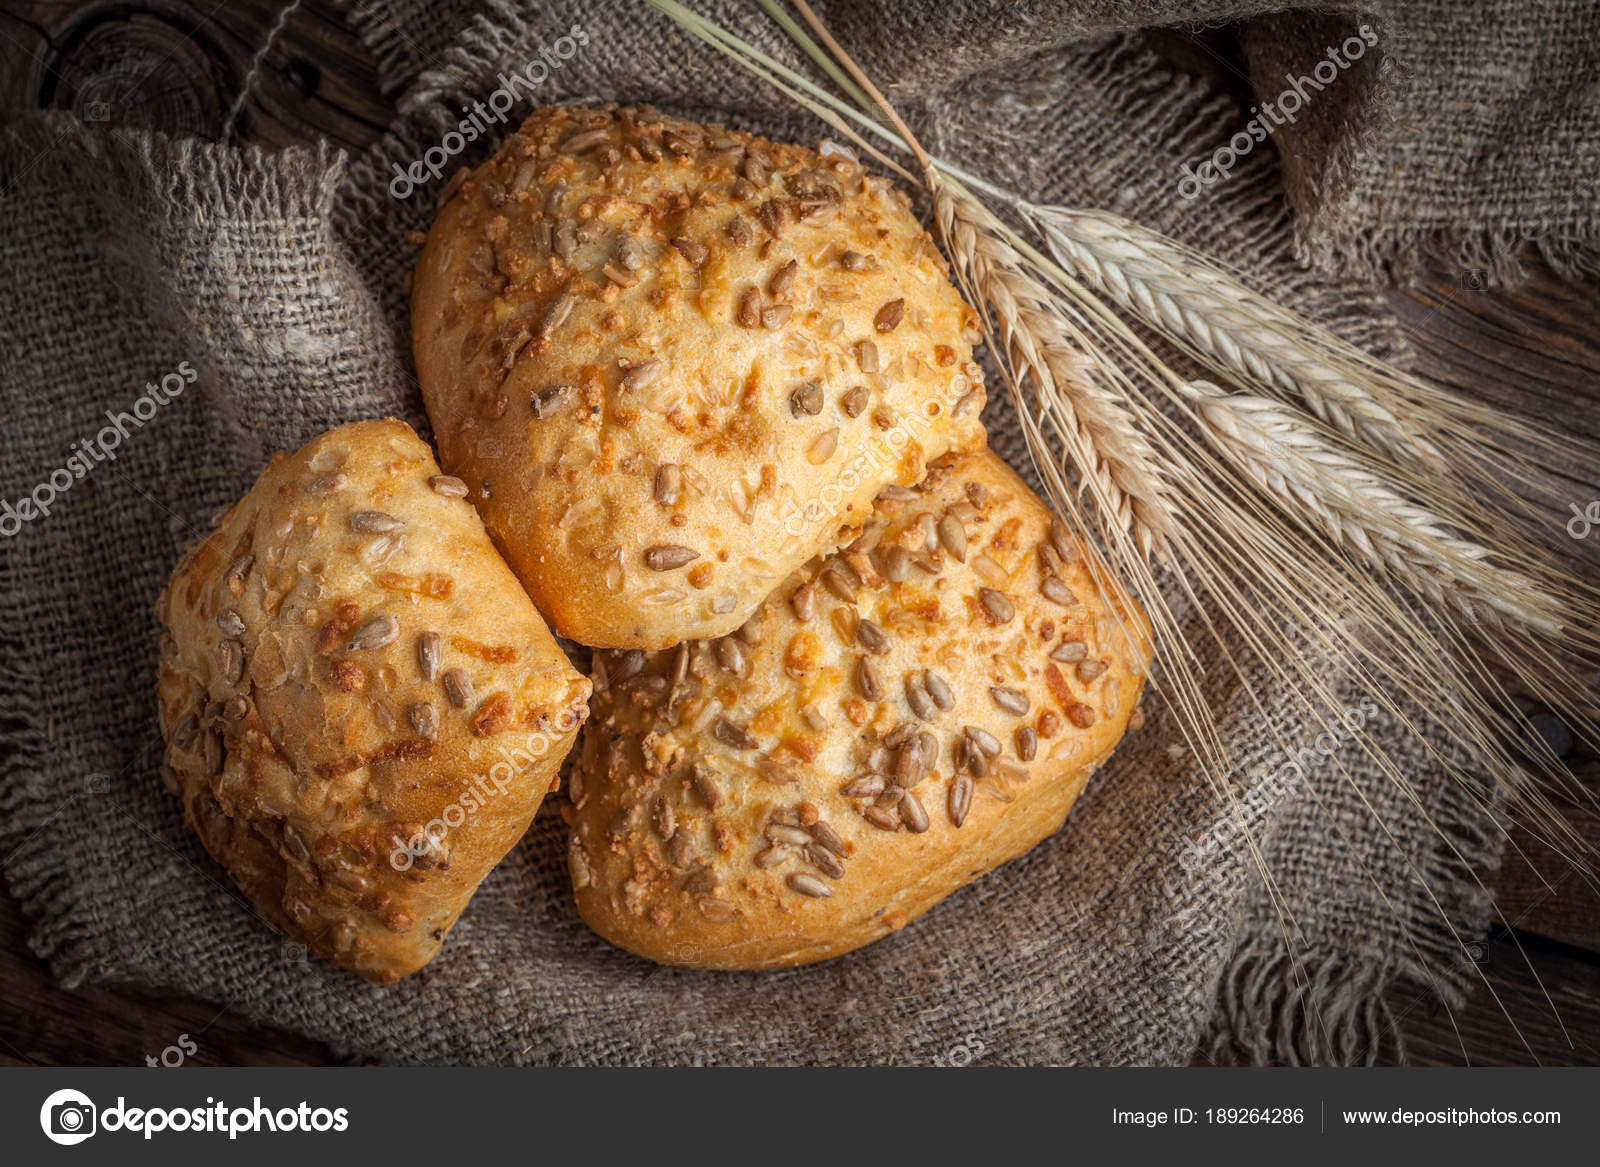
83 101 110 123
39 1088 97 1145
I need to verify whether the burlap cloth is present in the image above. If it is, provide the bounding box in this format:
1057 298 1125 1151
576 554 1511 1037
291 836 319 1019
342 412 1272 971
2 0 1593 1065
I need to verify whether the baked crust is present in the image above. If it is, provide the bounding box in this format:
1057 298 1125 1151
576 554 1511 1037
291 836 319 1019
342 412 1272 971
568 450 1150 969
410 104 987 649
154 419 591 983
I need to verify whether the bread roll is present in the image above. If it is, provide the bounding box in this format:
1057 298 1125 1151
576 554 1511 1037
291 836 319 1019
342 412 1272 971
567 450 1150 969
155 419 591 983
410 104 988 649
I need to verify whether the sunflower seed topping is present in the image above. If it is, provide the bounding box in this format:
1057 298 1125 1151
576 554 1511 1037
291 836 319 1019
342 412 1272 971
979 588 1015 623
349 510 403 533
965 725 1002 757
754 845 786 869
857 657 884 701
990 686 1030 715
787 872 833 898
1077 659 1108 682
714 637 746 675
712 717 758 750
768 259 798 297
767 823 813 847
621 360 663 393
761 303 793 329
790 381 824 416
840 249 870 271
874 298 906 333
855 339 880 373
857 619 891 654
408 702 439 740
1015 726 1039 761
671 237 708 266
691 764 725 808
899 788 929 833
1041 576 1076 606
841 386 868 417
653 463 681 505
531 384 572 418
937 514 967 561
415 631 442 681
924 670 955 711
807 844 846 879
1051 639 1089 662
429 475 469 498
1050 518 1079 563
348 614 399 651
645 544 699 571
948 772 974 826
883 546 914 582
216 639 245 684
904 675 937 721
562 127 610 153
844 774 885 798
821 566 855 604
684 867 719 894
306 473 347 495
790 581 815 622
810 821 846 856
443 668 474 708
216 608 246 638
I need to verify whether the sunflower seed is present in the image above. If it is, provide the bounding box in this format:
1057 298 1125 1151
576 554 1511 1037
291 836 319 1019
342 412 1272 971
531 384 572 418
965 725 1002 757
617 235 646 270
948 773 973 826
904 676 936 721
683 867 719 895
671 237 708 266
553 221 577 258
714 637 746 675
989 686 1030 715
1015 725 1038 761
621 360 663 393
807 427 840 465
1041 576 1076 606
737 287 760 328
662 130 694 157
562 127 610 153
443 668 474 708
216 639 244 684
726 217 752 248
408 702 439 740
415 631 442 682
959 736 988 778
979 588 1015 623
874 299 905 333
1077 659 1108 682
754 846 786 869
767 823 813 847
539 292 575 338
1050 639 1089 663
924 670 955 711
847 522 884 555
844 774 885 798
883 546 914 583
821 566 855 604
645 544 699 571
855 339 880 373
893 739 925 788
216 608 246 638
840 249 869 271
863 806 899 831
712 717 758 750
429 475 468 498
348 614 399 651
306 473 347 495
899 788 929 833
761 303 794 329
741 154 769 186
857 619 891 654
1050 518 1079 563
612 650 645 681
937 514 967 562
1066 701 1097 728
653 463 681 505
787 872 833 898
790 582 815 622
857 657 884 701
807 844 846 879
790 381 824 416
667 832 694 867
768 259 798 297
350 510 403 534
841 386 869 417
691 764 725 808
810 821 846 856
756 756 798 784
171 712 200 750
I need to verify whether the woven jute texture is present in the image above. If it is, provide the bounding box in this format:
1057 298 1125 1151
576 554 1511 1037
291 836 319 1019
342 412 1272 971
5 0 1587 1065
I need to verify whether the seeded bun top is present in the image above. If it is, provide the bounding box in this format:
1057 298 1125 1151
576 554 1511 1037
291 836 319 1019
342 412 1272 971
410 104 988 650
154 419 591 983
567 450 1151 970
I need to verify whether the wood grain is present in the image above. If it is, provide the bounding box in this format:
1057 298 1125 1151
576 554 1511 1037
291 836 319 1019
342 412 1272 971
0 0 1595 1067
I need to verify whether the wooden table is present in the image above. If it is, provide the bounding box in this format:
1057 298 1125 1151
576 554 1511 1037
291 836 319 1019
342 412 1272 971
1 0 1596 1067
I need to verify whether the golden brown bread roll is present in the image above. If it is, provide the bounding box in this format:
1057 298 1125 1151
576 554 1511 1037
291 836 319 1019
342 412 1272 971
154 419 591 983
410 104 988 650
567 450 1151 969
